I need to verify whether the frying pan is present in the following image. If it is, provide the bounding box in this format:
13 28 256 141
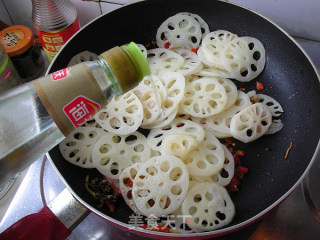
2 0 320 239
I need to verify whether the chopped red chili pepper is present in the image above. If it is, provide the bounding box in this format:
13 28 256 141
221 138 248 193
232 154 241 166
110 182 121 194
139 224 170 233
239 87 246 91
238 166 249 174
127 190 132 199
85 175 121 212
256 81 264 90
107 202 115 212
250 96 260 104
124 178 133 188
236 150 245 157
156 224 170 233
164 42 171 49
224 138 234 146
228 176 240 192
139 224 148 229
190 48 198 54
227 147 234 154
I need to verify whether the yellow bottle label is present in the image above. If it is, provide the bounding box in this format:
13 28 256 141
0 54 22 93
33 63 107 136
35 17 80 62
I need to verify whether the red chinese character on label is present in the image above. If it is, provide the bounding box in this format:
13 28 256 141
63 96 101 128
51 67 70 81
3 69 11 81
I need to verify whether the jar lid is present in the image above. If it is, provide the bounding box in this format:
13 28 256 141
0 25 34 57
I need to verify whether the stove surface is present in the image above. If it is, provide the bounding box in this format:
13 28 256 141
0 37 319 240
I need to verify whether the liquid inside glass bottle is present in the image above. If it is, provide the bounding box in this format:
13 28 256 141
0 42 149 187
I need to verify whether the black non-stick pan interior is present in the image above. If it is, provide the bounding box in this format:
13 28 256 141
48 0 320 235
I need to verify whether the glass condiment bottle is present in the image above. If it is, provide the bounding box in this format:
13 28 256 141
0 25 44 82
32 0 80 62
0 42 22 93
0 42 150 187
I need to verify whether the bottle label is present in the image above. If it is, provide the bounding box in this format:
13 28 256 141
0 54 22 93
35 17 80 62
51 67 71 81
3 69 11 81
33 63 107 136
63 95 101 128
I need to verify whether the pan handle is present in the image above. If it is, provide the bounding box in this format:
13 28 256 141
0 188 90 240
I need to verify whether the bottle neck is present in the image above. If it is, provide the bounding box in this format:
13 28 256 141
32 0 78 31
96 56 123 96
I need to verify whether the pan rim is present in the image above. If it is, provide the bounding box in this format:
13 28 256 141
46 0 320 238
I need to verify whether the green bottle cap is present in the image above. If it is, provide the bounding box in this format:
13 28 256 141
99 42 150 94
121 42 150 80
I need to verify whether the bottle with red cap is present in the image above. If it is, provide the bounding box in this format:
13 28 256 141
31 0 80 62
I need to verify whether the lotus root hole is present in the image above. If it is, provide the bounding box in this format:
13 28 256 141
146 198 155 208
98 111 109 120
193 103 200 113
209 100 217 109
193 194 202 203
159 195 171 209
129 155 141 164
216 211 226 220
69 149 79 158
220 168 229 178
189 206 197 215
179 19 188 28
196 160 207 169
99 144 112 153
88 131 97 138
134 144 144 152
171 185 182 195
137 188 149 197
127 190 132 200
160 161 170 172
110 117 120 129
74 133 84 140
253 51 260 60
205 191 213 201
125 135 137 144
146 166 158 176
169 167 183 181
207 143 217 151
202 220 208 227
66 141 76 147
110 162 119 175
100 156 110 166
